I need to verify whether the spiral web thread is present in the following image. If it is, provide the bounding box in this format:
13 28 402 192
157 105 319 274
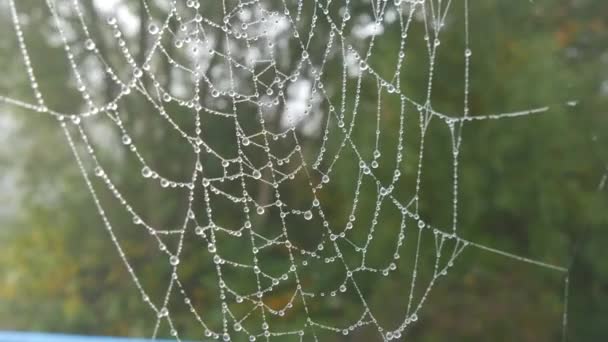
2 0 570 341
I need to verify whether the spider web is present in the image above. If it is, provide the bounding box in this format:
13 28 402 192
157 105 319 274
2 0 571 340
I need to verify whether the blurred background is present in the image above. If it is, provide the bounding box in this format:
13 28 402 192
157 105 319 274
0 0 607 341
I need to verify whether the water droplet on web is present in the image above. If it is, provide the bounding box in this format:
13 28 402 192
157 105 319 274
148 23 159 35
141 166 153 178
133 215 142 225
252 170 262 179
304 210 313 220
122 135 131 145
84 39 95 51
169 256 180 266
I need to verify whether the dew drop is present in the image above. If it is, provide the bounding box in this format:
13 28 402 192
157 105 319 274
133 216 142 225
94 167 104 177
84 39 95 51
148 23 160 35
141 166 152 178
